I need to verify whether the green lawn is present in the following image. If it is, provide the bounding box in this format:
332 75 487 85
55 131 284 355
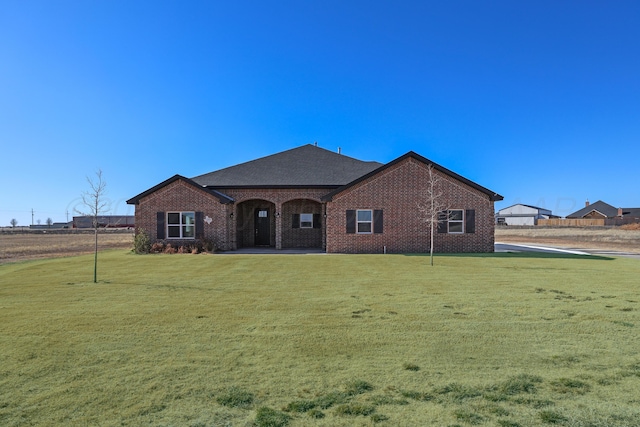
1 251 639 426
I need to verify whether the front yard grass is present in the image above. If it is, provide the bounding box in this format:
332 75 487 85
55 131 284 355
1 251 639 426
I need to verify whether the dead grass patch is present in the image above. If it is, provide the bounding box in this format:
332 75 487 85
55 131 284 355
496 226 640 253
0 231 133 263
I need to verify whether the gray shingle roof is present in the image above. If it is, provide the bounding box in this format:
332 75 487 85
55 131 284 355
191 144 383 187
567 200 618 218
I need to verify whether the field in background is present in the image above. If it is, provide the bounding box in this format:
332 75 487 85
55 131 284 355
1 251 639 426
496 226 640 253
0 230 133 264
1 226 639 265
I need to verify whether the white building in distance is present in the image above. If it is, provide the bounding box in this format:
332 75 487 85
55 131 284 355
496 204 555 226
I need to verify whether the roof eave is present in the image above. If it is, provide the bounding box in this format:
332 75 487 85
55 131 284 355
127 175 234 205
322 152 503 202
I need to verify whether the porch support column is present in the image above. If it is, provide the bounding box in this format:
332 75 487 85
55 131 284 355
228 204 237 250
322 202 327 251
275 202 282 250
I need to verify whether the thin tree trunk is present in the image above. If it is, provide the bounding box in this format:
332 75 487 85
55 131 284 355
430 220 434 266
94 224 98 283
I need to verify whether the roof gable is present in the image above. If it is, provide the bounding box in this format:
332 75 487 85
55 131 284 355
126 175 234 205
322 151 503 202
498 204 551 215
566 200 617 218
191 144 383 187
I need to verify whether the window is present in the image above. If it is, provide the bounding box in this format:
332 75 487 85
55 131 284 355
300 213 313 228
438 209 475 234
357 210 372 234
448 209 464 233
167 212 195 238
346 210 383 234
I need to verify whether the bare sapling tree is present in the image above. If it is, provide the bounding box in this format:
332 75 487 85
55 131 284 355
76 169 109 283
46 218 53 228
418 164 448 266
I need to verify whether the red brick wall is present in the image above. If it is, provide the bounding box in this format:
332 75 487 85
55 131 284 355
325 157 496 253
220 188 328 249
134 180 231 250
281 199 323 248
133 163 496 253
135 185 329 250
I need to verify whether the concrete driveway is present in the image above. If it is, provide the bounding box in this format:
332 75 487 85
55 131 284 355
495 242 640 259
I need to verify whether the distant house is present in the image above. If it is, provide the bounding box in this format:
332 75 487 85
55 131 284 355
496 204 556 226
73 215 135 228
127 144 503 253
566 200 640 221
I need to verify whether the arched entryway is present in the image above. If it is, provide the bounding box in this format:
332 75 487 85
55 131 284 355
281 199 323 249
235 200 276 248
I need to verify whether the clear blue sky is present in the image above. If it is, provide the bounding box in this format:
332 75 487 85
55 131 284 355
1 1 639 227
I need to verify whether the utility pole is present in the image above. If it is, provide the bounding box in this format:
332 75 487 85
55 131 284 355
32 209 34 225
66 210 69 222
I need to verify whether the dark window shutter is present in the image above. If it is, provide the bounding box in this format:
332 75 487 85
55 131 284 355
465 209 475 234
196 211 204 238
346 210 356 234
437 211 448 234
292 214 300 229
156 212 165 239
313 213 321 229
373 210 383 234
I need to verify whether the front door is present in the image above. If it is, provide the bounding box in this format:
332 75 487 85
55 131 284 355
254 208 270 246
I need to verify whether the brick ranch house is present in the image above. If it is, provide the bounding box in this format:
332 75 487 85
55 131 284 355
127 144 503 253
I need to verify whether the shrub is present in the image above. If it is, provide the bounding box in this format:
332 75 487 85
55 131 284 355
215 387 254 408
255 407 291 427
133 229 151 254
150 242 165 253
200 237 216 252
163 243 176 254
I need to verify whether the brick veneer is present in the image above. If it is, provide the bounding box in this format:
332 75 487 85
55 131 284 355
221 188 327 250
133 158 497 253
325 157 496 253
134 180 231 249
135 184 329 250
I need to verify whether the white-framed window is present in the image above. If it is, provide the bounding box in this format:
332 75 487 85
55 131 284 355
300 213 313 228
448 209 464 233
167 212 195 239
357 209 373 234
